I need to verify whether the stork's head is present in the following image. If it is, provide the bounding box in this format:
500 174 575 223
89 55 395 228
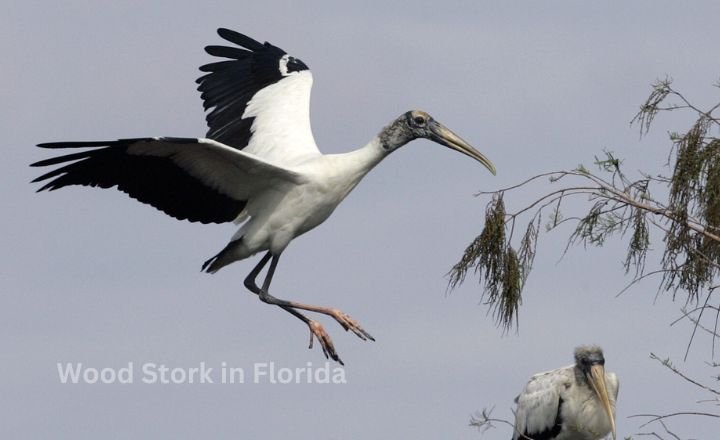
379 110 496 175
575 346 617 440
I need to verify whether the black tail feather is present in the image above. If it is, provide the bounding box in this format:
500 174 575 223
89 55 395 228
201 238 243 274
201 254 220 273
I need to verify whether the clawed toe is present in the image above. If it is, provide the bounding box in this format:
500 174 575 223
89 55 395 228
308 320 344 365
330 309 375 342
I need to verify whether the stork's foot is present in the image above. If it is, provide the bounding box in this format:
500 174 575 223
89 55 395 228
307 320 343 365
329 309 375 342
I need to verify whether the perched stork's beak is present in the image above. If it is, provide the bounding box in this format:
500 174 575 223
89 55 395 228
587 364 617 440
429 120 496 175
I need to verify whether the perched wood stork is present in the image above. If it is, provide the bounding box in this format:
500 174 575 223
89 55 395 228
31 28 495 364
511 346 619 440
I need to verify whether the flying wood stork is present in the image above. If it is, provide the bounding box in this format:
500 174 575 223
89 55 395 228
31 28 496 364
512 346 619 440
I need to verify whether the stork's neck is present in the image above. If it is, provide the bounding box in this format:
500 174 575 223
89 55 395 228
573 366 586 384
315 137 389 201
332 136 388 180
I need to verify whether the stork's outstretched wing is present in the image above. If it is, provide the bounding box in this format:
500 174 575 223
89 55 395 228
197 28 320 166
31 137 306 224
512 368 568 440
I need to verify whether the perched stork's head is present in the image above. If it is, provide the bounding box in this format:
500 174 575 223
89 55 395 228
575 345 617 440
379 110 496 175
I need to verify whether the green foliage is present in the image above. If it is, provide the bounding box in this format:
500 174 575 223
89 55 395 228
661 113 720 301
625 205 650 276
448 194 526 330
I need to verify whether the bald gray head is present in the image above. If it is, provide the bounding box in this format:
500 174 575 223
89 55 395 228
378 110 496 175
574 345 606 373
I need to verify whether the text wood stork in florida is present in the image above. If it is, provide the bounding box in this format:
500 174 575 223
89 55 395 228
512 346 619 440
32 28 496 364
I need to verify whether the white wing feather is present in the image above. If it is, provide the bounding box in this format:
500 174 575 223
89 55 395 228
242 71 320 166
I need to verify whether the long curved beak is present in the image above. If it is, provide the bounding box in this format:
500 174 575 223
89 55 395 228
429 120 496 175
587 365 616 440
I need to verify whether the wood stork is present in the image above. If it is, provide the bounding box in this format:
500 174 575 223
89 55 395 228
31 28 495 364
511 346 619 440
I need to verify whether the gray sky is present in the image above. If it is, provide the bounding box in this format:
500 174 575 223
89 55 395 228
3 1 720 438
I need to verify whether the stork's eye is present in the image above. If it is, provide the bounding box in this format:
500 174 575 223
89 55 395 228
413 116 426 126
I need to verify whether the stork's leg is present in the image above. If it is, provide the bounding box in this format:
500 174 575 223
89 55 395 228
252 253 375 343
243 252 344 364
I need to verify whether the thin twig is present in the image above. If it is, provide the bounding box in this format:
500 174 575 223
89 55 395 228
631 411 720 428
649 353 720 396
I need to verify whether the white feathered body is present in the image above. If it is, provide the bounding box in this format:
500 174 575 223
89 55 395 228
230 140 386 260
